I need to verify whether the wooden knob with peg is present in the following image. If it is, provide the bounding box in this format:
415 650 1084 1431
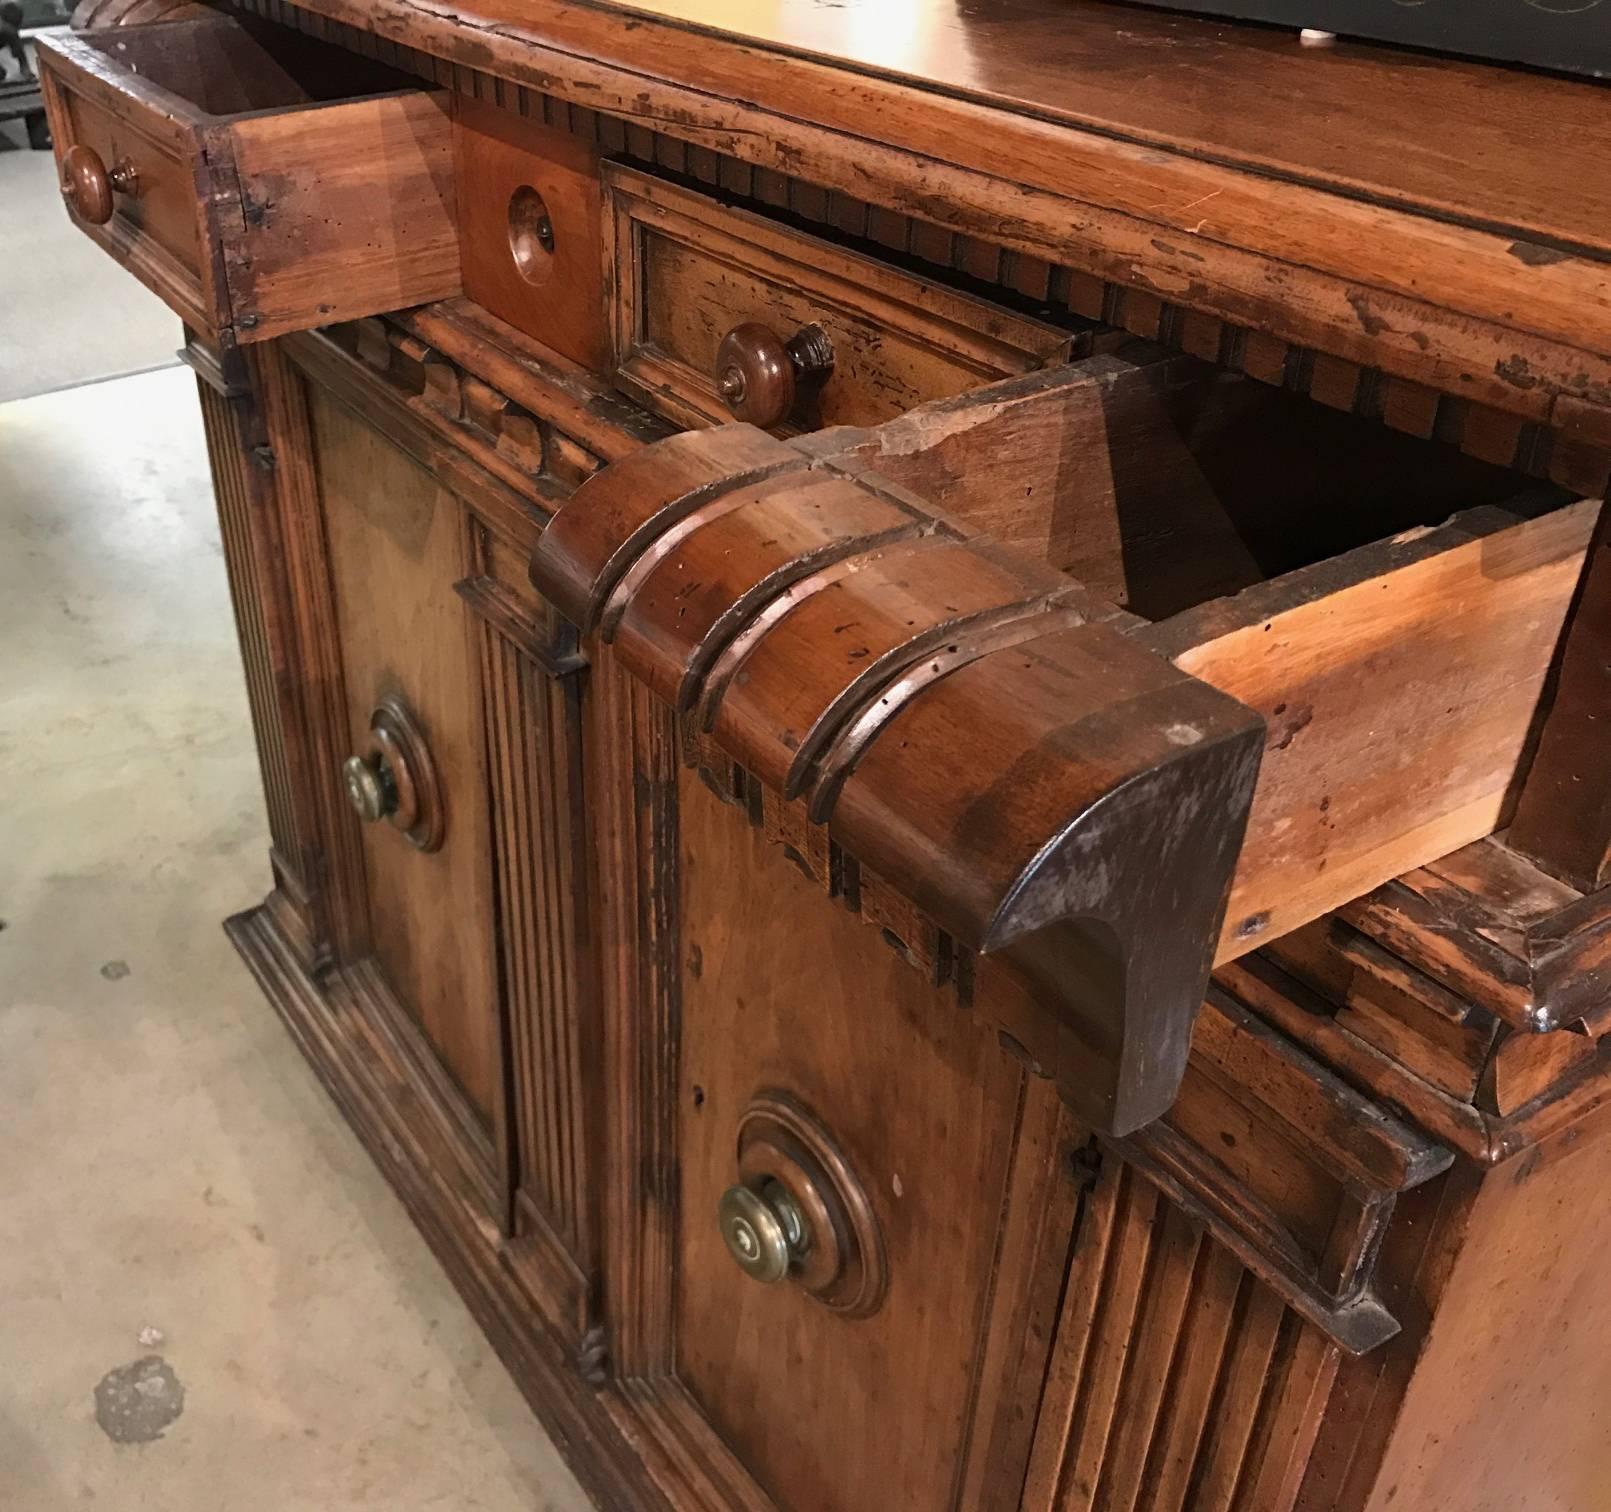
714 322 834 428
60 144 138 226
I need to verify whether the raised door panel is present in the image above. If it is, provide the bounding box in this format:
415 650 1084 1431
307 384 500 1124
672 763 1060 1512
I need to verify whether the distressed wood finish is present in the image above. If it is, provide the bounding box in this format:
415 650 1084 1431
808 349 1528 620
1023 1155 1342 1512
190 338 329 969
205 309 1611 1512
57 2 1611 1508
1148 500 1601 957
454 94 609 372
307 383 503 1127
232 0 1611 491
532 416 1267 1135
1356 1102 1611 1510
1508 503 1611 891
604 165 1075 432
460 520 600 1323
1337 838 1611 1039
530 373 1597 1130
225 0 1611 440
38 15 460 345
1114 991 1451 1353
671 763 1076 1511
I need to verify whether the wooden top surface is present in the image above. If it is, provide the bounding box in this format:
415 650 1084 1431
261 0 1611 418
514 0 1611 257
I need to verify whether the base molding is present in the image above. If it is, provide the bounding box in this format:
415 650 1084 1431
225 903 666 1512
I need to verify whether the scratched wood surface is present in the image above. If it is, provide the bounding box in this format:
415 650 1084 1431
39 16 461 343
587 0 1610 259
56 0 1611 1501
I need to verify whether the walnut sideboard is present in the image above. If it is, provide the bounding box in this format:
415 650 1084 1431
38 2 1611 1507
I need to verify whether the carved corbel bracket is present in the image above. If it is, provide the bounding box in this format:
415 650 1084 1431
531 424 1264 1134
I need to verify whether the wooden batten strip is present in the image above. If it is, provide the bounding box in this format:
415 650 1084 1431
1091 1203 1206 1512
1136 1243 1248 1512
1231 1320 1341 1512
1023 1154 1124 1506
1188 1282 1288 1512
1023 1159 1344 1512
1057 1170 1162 1506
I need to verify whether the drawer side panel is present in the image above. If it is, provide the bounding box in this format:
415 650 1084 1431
222 91 462 341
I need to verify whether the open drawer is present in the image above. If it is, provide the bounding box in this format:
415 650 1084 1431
529 343 1598 1136
37 14 459 346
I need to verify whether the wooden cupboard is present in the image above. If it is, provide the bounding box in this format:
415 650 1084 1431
42 2 1611 1507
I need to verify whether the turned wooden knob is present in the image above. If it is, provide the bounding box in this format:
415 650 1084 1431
714 322 834 428
60 143 137 225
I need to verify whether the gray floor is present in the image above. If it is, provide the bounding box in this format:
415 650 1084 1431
0 105 183 401
0 362 594 1506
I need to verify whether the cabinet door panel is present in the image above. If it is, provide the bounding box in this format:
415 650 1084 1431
308 385 500 1123
674 766 1045 1512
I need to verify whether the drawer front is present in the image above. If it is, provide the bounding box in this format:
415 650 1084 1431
52 80 211 328
453 95 609 372
671 765 1070 1512
605 163 1072 432
38 16 460 346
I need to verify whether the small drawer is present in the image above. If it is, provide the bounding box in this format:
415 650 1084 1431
604 162 1073 432
453 96 608 373
38 15 460 346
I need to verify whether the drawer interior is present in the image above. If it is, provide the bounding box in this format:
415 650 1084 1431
818 347 1596 959
827 343 1561 621
39 14 460 343
78 14 419 120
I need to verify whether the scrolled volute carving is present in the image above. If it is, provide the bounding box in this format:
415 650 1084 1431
530 422 1263 1135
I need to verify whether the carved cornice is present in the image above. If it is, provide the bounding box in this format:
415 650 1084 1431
235 0 1611 494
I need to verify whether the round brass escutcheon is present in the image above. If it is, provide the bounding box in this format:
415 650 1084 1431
721 1091 887 1317
60 144 137 226
507 185 557 287
714 322 834 429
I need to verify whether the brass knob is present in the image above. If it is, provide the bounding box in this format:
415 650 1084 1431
714 322 834 429
342 753 397 824
60 144 137 226
344 699 445 851
718 1179 810 1285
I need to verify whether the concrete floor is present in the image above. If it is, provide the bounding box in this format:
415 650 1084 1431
0 92 182 402
0 365 593 1509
